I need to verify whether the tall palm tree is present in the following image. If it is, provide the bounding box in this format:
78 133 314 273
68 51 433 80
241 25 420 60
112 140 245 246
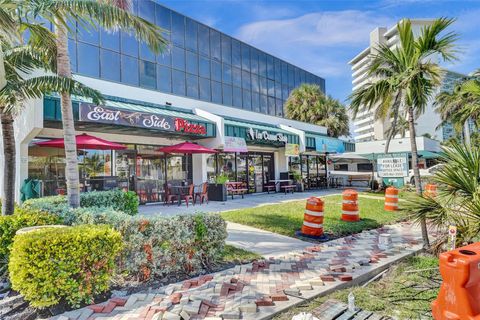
384 115 410 140
0 42 103 215
350 18 458 248
435 77 480 146
17 0 168 208
285 83 350 137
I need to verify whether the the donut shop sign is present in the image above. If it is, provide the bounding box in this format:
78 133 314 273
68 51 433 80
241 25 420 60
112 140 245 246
79 103 207 135
247 127 288 144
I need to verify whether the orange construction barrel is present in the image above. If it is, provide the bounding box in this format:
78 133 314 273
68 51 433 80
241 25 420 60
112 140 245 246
300 197 325 237
432 242 480 320
425 183 437 198
384 187 399 211
341 189 359 222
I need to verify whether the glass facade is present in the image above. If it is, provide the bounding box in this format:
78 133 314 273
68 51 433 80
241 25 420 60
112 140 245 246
68 1 326 118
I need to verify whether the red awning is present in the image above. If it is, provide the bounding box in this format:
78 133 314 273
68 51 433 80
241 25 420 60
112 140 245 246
35 133 127 150
157 142 217 154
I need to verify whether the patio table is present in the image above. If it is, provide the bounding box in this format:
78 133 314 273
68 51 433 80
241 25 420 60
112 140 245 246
269 179 292 191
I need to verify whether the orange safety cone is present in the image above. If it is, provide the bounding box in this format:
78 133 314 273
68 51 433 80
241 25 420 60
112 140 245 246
341 189 359 222
384 186 399 211
424 183 437 198
296 197 328 240
432 242 480 320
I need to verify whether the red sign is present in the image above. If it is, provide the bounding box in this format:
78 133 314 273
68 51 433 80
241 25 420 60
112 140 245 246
175 118 206 135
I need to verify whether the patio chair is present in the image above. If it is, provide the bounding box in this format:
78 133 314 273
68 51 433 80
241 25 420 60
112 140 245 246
164 184 179 206
182 184 195 207
195 182 209 204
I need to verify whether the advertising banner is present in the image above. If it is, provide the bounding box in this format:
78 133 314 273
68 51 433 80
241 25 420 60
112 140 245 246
285 143 300 156
315 137 345 153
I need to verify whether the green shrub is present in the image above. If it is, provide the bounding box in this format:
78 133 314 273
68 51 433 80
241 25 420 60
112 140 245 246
0 208 60 261
9 225 122 308
23 189 139 216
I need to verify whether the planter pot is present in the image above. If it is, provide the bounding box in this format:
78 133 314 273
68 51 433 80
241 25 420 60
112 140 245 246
208 183 227 201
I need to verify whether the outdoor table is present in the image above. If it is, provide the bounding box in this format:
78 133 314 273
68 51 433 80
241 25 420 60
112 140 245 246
269 179 292 192
170 185 191 206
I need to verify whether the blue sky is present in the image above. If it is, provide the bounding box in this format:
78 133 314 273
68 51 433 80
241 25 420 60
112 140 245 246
160 0 480 103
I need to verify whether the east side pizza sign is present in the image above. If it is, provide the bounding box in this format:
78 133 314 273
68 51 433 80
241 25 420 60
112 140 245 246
79 103 207 135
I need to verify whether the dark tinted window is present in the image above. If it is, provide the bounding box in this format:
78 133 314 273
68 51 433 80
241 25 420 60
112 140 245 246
199 56 210 78
222 84 232 106
185 19 198 52
221 35 231 64
121 55 138 85
77 42 99 77
211 60 222 82
198 24 210 56
233 86 242 108
172 46 185 71
172 70 185 95
241 44 250 71
186 74 199 98
210 29 221 61
139 60 156 89
186 51 198 75
101 30 119 51
157 65 171 92
100 49 120 81
231 39 241 68
121 32 138 57
171 12 185 47
211 81 222 104
199 77 211 101
222 63 232 83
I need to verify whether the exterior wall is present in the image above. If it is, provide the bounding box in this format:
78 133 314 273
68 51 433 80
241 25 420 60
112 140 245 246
355 137 441 154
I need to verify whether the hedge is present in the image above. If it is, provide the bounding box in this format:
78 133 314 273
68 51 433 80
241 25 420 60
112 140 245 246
72 208 227 281
9 225 122 308
0 207 60 261
23 189 139 215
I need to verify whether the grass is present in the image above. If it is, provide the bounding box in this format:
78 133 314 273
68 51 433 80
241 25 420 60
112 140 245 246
218 245 262 264
273 255 440 320
221 195 406 240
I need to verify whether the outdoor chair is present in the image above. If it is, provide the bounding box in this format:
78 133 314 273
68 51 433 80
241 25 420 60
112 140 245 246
195 182 209 204
182 184 195 207
164 184 179 206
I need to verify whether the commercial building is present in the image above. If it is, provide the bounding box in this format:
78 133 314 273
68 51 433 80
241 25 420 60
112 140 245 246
348 19 465 143
3 1 352 203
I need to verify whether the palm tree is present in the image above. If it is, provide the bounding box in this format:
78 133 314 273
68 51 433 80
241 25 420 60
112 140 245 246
0 42 104 215
435 77 480 146
349 18 458 248
285 83 350 137
17 0 168 208
384 115 409 140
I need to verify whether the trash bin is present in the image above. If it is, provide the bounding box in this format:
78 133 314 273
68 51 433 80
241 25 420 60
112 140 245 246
432 242 480 320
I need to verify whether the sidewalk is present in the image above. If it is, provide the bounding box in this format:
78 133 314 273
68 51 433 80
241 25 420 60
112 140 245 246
53 222 427 320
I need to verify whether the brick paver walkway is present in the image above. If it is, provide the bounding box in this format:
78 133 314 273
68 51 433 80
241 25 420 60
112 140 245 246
54 222 427 320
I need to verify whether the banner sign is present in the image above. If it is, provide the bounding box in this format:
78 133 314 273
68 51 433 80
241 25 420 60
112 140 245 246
315 137 345 153
377 152 409 177
285 143 300 157
224 136 248 153
79 103 207 135
247 127 288 144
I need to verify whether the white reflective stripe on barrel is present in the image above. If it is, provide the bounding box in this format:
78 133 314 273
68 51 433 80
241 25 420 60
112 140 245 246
342 210 359 215
303 221 323 228
342 200 358 204
304 209 324 217
385 202 399 207
385 195 399 199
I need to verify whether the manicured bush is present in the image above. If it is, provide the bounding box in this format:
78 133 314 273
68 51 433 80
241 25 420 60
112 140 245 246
23 189 139 216
0 208 60 261
9 225 122 308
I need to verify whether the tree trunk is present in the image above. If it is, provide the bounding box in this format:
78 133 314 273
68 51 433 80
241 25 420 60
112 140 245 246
55 22 80 208
1 110 16 215
408 107 429 249
463 119 471 146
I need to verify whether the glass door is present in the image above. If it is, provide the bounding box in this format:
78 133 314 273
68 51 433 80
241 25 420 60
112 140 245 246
248 154 263 193
115 147 136 192
236 153 248 188
262 154 274 190
136 145 166 203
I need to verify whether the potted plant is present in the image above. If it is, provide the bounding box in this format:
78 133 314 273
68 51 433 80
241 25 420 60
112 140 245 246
291 171 304 192
208 173 229 201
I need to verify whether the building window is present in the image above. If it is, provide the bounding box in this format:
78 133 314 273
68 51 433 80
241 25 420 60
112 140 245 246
274 59 281 82
222 84 232 106
139 60 156 89
242 90 252 110
100 49 120 81
242 70 251 90
100 30 119 51
155 4 171 31
139 42 155 62
268 97 276 116
77 42 99 77
258 52 267 77
232 39 241 68
211 81 222 104
198 24 210 57
77 25 99 45
233 86 242 108
199 55 210 78
172 69 185 95
186 51 198 75
251 74 259 93
232 67 241 87
172 46 185 71
260 94 267 114
221 35 231 64
250 48 259 74
68 41 77 72
157 49 171 66
252 92 260 112
210 29 221 62
267 79 275 97
186 74 199 98
138 0 155 22
266 55 274 80
121 32 138 57
185 18 198 52
241 43 250 71
211 60 222 82
259 76 267 95
157 65 171 92
222 63 232 84
171 11 185 47
199 77 211 101
121 55 139 85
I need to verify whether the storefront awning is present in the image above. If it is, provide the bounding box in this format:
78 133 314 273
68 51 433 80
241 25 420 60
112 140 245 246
361 151 443 160
43 95 216 138
224 119 299 146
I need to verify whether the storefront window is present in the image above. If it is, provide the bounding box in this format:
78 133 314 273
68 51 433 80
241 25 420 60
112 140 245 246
217 153 236 181
206 154 216 182
28 143 67 196
79 150 112 178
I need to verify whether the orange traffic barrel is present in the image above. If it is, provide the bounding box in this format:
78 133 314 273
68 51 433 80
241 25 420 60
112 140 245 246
424 183 437 198
384 187 399 211
341 189 359 222
432 242 480 320
301 197 325 237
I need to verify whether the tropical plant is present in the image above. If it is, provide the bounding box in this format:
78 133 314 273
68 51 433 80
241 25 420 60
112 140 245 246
285 84 350 137
384 114 409 139
406 141 480 248
435 77 480 146
349 18 458 248
11 0 168 208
